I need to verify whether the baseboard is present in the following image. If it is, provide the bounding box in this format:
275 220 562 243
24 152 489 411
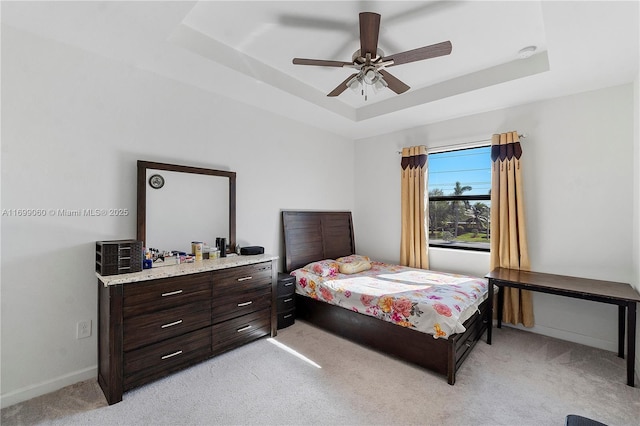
499 322 639 387
0 366 97 409
499 323 617 353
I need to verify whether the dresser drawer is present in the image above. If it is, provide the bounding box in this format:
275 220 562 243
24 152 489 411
211 308 271 355
211 286 271 324
123 301 211 351
123 273 212 317
124 327 212 390
212 262 272 296
276 294 295 312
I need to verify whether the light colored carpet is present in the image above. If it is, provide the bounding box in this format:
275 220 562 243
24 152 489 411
2 321 639 425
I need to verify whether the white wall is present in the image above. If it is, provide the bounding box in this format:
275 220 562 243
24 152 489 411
355 84 635 353
0 25 354 407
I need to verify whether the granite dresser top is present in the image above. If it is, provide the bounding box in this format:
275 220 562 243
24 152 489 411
97 253 278 286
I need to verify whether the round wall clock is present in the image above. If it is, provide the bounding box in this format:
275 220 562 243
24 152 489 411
148 174 165 189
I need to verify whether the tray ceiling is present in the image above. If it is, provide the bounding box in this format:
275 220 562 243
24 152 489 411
1 1 638 139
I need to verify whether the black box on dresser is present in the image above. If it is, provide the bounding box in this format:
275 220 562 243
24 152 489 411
276 272 296 329
96 240 142 276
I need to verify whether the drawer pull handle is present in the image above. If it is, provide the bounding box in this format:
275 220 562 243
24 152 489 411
161 320 183 329
284 298 293 303
237 301 253 307
161 350 183 360
161 290 183 297
284 314 293 319
237 276 253 282
237 325 252 332
284 282 293 287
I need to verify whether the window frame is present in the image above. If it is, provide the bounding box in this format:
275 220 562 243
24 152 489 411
427 146 491 253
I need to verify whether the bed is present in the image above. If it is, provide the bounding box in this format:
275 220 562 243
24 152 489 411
282 210 490 385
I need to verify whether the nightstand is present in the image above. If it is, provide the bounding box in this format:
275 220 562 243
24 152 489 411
276 272 296 329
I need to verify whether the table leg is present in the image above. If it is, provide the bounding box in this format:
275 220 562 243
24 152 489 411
627 302 636 387
618 305 625 358
497 285 504 329
487 279 493 344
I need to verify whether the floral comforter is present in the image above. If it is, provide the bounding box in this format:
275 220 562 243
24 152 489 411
291 261 489 339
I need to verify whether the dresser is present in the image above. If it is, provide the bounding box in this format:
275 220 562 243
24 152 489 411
97 254 278 405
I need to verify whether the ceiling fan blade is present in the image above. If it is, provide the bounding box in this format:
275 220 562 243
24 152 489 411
293 58 353 67
279 15 352 32
378 70 410 94
327 73 359 97
383 40 452 67
359 12 381 57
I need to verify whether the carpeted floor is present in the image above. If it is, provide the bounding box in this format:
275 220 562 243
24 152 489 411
2 321 639 425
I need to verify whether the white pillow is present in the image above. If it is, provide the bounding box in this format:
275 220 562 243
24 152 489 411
338 260 371 275
336 254 371 264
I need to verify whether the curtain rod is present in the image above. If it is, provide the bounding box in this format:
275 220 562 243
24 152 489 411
397 133 527 154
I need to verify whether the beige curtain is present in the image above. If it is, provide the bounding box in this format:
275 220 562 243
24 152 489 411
400 146 428 269
490 132 534 326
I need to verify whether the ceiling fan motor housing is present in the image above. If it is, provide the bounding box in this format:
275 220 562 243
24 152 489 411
352 49 385 65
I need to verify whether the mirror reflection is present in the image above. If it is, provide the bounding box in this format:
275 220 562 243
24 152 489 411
146 169 228 253
137 161 236 255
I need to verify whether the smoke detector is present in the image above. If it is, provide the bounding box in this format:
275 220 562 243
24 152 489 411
518 46 537 59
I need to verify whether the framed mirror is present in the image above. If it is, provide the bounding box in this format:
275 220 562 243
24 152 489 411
137 160 236 254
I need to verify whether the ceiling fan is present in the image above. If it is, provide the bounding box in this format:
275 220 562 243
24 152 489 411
292 12 452 100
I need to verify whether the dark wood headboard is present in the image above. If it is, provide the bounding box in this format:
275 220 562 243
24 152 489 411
282 211 356 272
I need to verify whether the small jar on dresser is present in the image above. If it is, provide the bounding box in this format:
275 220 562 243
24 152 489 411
276 272 296 329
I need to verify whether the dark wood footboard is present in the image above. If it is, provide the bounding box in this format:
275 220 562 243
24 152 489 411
447 298 489 384
295 294 489 384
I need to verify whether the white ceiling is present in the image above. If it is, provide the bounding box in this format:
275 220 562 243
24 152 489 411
2 1 638 140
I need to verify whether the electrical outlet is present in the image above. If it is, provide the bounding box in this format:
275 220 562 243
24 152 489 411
77 319 91 339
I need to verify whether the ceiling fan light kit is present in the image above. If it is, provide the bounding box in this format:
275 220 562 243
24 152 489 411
292 12 452 100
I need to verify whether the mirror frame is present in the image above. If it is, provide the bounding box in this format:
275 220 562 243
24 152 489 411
137 160 236 253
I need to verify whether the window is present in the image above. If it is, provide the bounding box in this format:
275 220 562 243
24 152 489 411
428 146 491 251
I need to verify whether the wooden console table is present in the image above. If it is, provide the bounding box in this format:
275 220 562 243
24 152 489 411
485 267 640 387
